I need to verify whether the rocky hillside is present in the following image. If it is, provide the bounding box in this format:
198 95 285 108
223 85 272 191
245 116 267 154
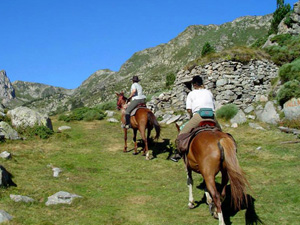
6 14 275 114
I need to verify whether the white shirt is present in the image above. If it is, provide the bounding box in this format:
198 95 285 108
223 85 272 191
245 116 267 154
186 88 215 114
131 82 146 100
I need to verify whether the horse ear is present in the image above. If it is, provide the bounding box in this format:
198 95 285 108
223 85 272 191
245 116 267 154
115 92 119 96
120 91 124 95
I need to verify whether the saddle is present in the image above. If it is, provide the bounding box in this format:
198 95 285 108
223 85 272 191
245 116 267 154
130 103 147 116
176 119 220 155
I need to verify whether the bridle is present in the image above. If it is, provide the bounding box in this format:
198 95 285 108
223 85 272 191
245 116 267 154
116 93 128 110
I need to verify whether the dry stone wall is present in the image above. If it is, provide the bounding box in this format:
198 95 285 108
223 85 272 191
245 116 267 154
148 60 279 114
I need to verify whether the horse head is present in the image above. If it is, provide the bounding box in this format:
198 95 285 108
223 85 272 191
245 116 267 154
116 92 127 110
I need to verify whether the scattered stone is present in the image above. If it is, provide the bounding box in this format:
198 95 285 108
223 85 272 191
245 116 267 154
52 167 62 177
10 194 35 203
231 123 238 128
45 191 82 206
0 210 13 223
0 151 11 159
256 146 262 150
246 115 256 120
249 123 265 130
105 110 115 117
107 118 118 123
244 105 254 114
58 126 71 132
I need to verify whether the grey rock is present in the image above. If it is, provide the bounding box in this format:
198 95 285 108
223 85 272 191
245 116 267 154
244 105 254 114
107 118 118 123
249 123 265 130
231 123 238 128
0 70 15 105
10 194 35 203
0 122 20 140
283 98 300 120
52 167 62 177
0 210 13 223
256 101 280 125
105 110 115 117
7 106 53 130
230 110 247 124
0 151 11 159
58 126 71 132
45 191 82 206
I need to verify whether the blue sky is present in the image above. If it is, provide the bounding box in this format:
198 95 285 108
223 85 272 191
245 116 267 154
0 0 297 89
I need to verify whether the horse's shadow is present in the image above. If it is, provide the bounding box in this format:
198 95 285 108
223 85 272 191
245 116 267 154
131 138 173 159
194 181 263 225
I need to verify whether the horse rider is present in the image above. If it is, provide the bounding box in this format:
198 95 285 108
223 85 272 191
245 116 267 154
124 75 146 129
171 75 219 162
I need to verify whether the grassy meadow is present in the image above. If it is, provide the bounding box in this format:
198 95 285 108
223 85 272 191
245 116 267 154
0 114 299 225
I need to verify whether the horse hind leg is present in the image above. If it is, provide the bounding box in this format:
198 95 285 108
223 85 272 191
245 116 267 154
187 168 195 209
205 176 225 225
139 126 150 160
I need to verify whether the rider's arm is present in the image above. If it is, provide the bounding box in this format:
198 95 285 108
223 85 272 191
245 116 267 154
128 88 137 100
187 109 192 118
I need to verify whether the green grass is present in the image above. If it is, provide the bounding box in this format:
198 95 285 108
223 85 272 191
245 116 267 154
0 115 299 224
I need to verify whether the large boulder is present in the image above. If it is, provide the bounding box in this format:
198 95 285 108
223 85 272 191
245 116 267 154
230 110 247 124
7 107 53 130
256 101 280 125
0 122 20 140
283 98 300 120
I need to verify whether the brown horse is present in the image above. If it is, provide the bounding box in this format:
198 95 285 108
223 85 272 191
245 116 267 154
116 92 160 160
177 125 250 225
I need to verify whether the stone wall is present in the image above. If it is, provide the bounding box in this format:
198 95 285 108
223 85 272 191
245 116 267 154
147 60 279 114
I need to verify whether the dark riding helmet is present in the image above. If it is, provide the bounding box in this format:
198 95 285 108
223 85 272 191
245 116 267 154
192 75 203 86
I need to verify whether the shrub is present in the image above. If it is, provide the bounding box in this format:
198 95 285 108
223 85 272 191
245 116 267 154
58 107 106 122
201 42 215 57
216 104 238 120
96 101 116 111
17 125 54 139
83 110 105 121
277 80 300 106
279 58 300 83
165 72 176 89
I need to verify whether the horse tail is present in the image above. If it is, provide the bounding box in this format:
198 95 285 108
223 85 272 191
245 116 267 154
147 112 160 140
219 136 250 210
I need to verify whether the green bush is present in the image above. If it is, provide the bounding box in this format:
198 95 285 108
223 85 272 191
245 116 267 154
96 101 116 111
58 107 106 122
265 35 300 66
279 58 300 83
201 42 215 57
165 73 176 89
17 125 54 139
216 104 238 120
277 80 300 106
83 110 105 121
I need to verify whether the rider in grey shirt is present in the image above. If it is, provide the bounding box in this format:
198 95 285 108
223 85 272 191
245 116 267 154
124 76 146 129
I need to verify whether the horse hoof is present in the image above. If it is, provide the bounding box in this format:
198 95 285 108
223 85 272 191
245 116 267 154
132 152 138 155
188 202 195 209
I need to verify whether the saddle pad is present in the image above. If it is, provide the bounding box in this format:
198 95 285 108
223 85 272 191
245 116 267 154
130 107 147 116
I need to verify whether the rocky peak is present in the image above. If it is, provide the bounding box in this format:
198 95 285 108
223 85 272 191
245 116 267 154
0 70 15 105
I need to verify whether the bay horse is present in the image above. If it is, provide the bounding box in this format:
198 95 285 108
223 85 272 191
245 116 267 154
116 92 160 160
176 124 250 225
